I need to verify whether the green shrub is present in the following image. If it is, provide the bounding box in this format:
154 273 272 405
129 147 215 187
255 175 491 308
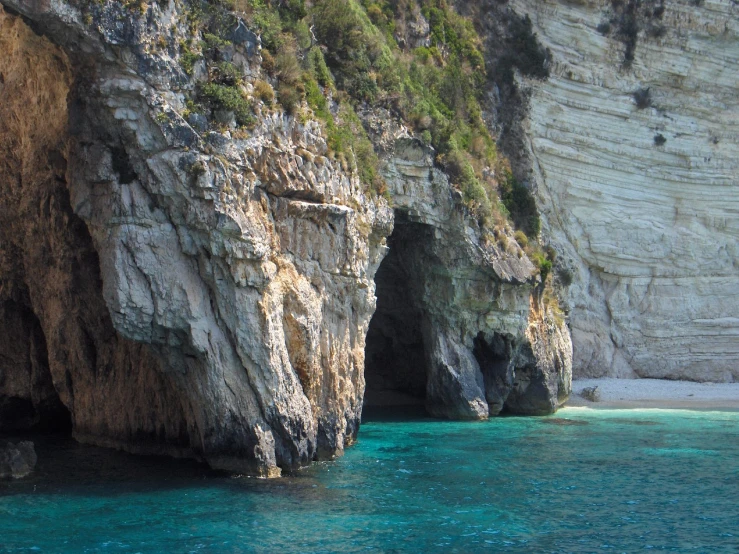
308 47 333 88
214 61 241 86
311 0 391 101
633 87 651 109
443 148 491 217
499 171 540 238
414 46 432 63
422 3 485 72
291 19 313 49
331 104 385 194
602 0 667 66
180 42 201 75
495 14 550 86
261 49 276 75
597 21 612 35
234 0 284 50
189 160 207 177
647 24 666 38
276 43 302 85
199 82 254 127
202 32 231 51
557 267 573 287
530 250 552 283
279 0 307 23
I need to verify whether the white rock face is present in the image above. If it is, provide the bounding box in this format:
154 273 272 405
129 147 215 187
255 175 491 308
510 0 739 382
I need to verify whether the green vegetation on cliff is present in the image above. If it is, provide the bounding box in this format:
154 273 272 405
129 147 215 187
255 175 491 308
236 0 512 223
175 0 550 275
144 0 548 274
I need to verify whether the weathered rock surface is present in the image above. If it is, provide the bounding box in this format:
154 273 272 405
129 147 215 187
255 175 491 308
0 0 571 476
0 441 37 479
506 0 739 382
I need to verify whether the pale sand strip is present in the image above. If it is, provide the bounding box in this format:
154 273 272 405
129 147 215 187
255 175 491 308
568 378 739 410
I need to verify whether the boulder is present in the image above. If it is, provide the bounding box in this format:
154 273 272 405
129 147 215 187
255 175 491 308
580 386 601 403
0 441 37 479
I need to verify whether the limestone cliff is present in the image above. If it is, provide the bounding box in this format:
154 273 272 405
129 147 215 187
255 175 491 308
0 0 571 476
479 0 738 382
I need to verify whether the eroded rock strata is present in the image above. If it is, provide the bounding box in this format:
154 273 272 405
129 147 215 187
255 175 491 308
502 0 739 381
0 0 571 475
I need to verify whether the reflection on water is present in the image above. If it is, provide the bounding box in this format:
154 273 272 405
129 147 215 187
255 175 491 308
1 408 738 552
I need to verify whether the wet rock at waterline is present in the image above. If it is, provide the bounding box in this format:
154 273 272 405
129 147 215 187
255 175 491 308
0 441 37 479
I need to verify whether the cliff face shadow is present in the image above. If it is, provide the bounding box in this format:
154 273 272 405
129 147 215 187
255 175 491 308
364 213 429 416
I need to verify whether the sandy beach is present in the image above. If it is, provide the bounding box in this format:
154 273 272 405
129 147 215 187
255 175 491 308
568 378 739 410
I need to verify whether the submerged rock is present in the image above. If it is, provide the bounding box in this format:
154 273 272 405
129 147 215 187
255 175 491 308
540 418 588 427
0 441 37 479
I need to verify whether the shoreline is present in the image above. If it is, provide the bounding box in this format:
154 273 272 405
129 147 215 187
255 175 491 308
567 378 739 411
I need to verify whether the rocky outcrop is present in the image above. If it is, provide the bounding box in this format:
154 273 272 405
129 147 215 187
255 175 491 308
0 441 37 479
0 0 571 476
499 0 739 382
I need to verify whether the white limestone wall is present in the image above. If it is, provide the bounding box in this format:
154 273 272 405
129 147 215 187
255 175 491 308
508 0 739 381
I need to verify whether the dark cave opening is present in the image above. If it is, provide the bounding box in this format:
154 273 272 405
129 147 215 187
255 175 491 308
364 213 431 411
110 146 137 185
473 331 515 415
0 299 72 435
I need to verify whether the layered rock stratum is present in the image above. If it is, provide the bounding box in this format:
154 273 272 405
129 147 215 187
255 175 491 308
0 0 571 475
504 0 739 382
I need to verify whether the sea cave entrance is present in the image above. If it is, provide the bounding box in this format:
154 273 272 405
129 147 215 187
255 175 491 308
0 300 73 435
364 212 431 412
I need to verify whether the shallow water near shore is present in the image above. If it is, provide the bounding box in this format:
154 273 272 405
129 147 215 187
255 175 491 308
1 408 738 553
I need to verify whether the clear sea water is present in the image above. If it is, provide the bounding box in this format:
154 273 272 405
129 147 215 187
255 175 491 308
1 407 738 553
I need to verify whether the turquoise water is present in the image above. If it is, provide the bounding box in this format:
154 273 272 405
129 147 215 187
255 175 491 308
1 408 738 553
